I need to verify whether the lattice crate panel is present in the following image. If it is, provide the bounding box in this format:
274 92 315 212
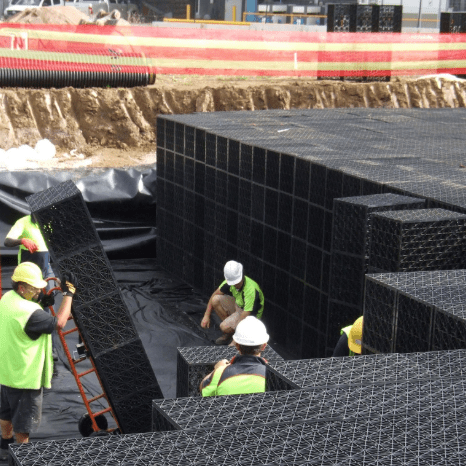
26 180 101 261
113 386 164 434
332 194 425 256
156 377 466 434
363 277 398 354
369 209 466 273
329 252 366 307
379 5 402 32
11 410 466 466
431 305 466 351
393 293 435 353
176 345 283 398
94 338 162 405
356 5 377 32
71 291 138 359
365 269 466 294
56 246 119 309
267 350 466 390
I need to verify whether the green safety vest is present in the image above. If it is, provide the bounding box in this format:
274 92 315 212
219 276 264 319
0 290 53 389
341 325 355 357
201 355 266 397
6 215 48 264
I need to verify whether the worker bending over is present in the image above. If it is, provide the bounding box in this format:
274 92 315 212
200 316 269 396
332 316 363 357
201 260 264 345
4 214 51 281
0 263 77 460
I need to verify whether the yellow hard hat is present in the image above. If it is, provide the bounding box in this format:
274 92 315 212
12 262 47 289
348 316 363 354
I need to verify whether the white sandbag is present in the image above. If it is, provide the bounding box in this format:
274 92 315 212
34 139 56 161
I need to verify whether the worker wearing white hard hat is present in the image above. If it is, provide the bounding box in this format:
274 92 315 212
200 316 269 396
201 260 265 345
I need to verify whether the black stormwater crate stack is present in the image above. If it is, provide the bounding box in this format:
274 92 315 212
328 194 425 353
267 349 466 390
26 181 163 433
440 11 466 33
176 345 283 398
363 270 466 354
153 377 466 433
369 208 466 273
157 109 466 359
11 405 466 465
327 4 402 32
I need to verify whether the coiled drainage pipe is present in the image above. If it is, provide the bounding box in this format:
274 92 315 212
0 50 156 88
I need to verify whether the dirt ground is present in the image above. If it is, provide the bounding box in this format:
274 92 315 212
2 74 466 170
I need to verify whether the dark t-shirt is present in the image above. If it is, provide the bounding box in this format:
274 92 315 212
24 310 57 340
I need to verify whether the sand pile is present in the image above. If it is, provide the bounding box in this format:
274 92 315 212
9 5 89 24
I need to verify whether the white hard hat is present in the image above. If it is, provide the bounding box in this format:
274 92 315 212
224 260 243 286
233 316 269 346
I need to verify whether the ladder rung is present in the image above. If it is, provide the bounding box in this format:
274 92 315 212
63 327 78 336
78 367 95 378
88 393 106 403
94 407 112 417
72 357 87 364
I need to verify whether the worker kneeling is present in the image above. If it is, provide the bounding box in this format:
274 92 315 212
200 316 269 397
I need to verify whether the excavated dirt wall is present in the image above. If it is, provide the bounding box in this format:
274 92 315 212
1 75 465 168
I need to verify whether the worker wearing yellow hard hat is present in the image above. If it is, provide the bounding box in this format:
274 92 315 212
332 316 363 357
0 262 77 459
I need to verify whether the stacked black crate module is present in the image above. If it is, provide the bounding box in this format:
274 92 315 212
327 4 402 32
440 11 466 32
364 210 466 354
364 270 466 354
327 194 425 355
27 181 163 434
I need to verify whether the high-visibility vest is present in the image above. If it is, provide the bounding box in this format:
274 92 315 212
201 355 266 397
0 290 53 389
341 325 355 357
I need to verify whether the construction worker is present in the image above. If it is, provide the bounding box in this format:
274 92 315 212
4 214 51 281
0 263 77 460
201 260 264 345
200 316 269 397
332 316 363 357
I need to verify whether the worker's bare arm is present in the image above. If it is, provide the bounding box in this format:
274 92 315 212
201 288 224 328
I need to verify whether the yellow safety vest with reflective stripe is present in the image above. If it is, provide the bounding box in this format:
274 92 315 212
341 325 355 357
201 355 266 397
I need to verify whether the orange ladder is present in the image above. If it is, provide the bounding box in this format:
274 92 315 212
47 279 121 436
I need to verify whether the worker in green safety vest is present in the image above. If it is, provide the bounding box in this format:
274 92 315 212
200 316 269 397
0 263 77 460
4 214 51 281
201 260 264 346
332 316 363 357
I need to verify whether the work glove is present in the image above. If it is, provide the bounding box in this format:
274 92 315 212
20 238 39 253
38 291 55 308
60 272 78 298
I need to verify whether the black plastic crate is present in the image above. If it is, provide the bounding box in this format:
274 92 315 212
369 209 466 273
267 350 466 389
440 11 466 33
327 3 357 32
26 181 101 261
71 291 138 358
176 345 283 398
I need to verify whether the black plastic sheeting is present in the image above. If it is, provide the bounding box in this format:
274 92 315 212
0 166 158 262
0 167 215 440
